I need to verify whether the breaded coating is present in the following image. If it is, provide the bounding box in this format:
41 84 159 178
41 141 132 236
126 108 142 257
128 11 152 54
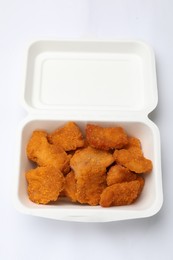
48 122 84 151
26 131 69 173
70 146 114 176
83 138 89 148
76 168 107 205
25 167 65 204
113 137 153 174
124 137 143 157
62 154 72 175
86 124 128 150
70 146 114 205
126 137 142 148
107 165 137 186
64 171 77 202
100 177 145 207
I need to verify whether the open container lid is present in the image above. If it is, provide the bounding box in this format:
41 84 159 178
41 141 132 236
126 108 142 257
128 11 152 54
23 40 158 115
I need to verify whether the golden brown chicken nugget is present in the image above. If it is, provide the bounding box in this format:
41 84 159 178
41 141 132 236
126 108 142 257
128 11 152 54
64 170 77 202
86 124 128 150
76 169 107 206
100 177 145 207
48 122 84 151
26 131 48 161
25 167 65 204
26 131 69 173
124 137 143 157
113 150 152 174
107 165 137 186
70 146 114 205
113 137 152 174
126 137 142 149
70 146 114 176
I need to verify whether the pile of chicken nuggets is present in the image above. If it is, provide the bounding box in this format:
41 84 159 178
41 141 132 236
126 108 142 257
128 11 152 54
25 122 153 207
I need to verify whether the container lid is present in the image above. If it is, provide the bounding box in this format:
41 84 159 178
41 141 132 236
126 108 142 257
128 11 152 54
23 40 158 115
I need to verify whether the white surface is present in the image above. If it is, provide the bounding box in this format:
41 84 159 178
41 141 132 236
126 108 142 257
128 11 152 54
0 0 172 259
24 40 157 114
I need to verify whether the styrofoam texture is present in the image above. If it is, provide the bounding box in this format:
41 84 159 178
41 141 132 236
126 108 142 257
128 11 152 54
14 40 163 222
23 40 158 115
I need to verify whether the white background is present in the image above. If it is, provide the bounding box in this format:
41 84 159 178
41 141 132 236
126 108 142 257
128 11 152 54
1 0 172 259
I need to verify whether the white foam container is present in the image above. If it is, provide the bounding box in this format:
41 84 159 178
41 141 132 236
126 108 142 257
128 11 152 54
14 40 163 222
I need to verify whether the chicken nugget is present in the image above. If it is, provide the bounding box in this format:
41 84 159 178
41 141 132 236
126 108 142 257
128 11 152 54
48 122 84 151
26 131 69 173
124 137 143 157
70 146 114 205
107 165 137 186
113 137 152 174
113 150 152 174
70 146 114 176
25 167 65 204
86 124 128 150
64 170 77 202
76 169 107 205
126 137 142 149
100 177 145 207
